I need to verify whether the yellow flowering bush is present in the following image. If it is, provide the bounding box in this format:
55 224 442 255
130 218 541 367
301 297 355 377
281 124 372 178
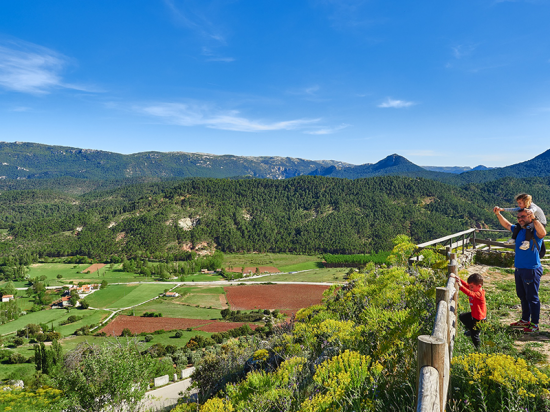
452 353 550 411
214 357 307 411
0 386 63 412
301 350 383 412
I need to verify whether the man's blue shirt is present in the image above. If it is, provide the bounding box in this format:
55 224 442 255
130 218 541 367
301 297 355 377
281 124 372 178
511 224 543 269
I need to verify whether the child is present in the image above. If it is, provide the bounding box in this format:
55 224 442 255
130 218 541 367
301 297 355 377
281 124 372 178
496 193 547 251
450 272 486 348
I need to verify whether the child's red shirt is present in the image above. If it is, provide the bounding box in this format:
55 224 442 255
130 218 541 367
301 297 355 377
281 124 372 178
458 278 486 321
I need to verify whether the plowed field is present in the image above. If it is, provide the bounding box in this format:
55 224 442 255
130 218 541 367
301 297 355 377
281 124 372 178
98 315 258 335
224 284 329 313
82 263 106 273
98 316 212 335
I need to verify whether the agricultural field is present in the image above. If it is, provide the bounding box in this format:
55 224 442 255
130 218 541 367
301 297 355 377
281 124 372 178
245 267 348 283
0 307 108 338
84 284 168 309
120 300 221 319
224 284 330 314
224 253 322 272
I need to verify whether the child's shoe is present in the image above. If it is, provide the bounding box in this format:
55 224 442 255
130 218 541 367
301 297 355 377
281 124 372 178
503 239 516 246
464 330 471 337
510 319 530 328
519 241 530 250
523 323 539 333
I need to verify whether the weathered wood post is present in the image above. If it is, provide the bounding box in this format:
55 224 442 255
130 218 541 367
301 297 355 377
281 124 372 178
472 230 477 250
417 300 448 412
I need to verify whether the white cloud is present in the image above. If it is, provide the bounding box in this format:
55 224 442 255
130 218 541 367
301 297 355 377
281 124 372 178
136 102 321 132
0 39 92 95
377 98 416 108
304 123 350 135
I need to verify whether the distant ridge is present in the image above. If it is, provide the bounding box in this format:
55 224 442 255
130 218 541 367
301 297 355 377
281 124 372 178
0 141 549 186
421 165 492 174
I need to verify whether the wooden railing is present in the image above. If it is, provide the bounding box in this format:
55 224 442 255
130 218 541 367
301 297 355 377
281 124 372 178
416 251 458 412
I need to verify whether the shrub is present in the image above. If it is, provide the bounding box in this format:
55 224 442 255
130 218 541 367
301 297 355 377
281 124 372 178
120 328 133 337
175 330 183 338
12 337 24 346
9 353 27 364
144 335 154 342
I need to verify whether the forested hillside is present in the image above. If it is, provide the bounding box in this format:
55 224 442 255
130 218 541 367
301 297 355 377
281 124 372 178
2 175 548 261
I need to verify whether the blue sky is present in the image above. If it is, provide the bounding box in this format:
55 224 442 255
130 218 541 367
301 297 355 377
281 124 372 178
0 0 549 167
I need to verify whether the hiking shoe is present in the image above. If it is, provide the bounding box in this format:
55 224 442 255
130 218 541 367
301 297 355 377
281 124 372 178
503 239 516 246
510 319 530 328
519 241 530 250
523 324 539 333
464 330 471 337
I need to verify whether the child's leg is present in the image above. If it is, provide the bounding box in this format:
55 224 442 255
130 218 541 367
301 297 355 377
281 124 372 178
524 226 534 242
471 319 482 348
458 312 474 330
512 224 522 240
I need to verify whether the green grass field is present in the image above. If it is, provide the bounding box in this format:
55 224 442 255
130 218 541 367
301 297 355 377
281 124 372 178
245 268 347 283
0 308 109 337
0 309 71 336
85 284 168 309
180 273 224 282
224 253 321 270
120 300 221 319
278 261 324 272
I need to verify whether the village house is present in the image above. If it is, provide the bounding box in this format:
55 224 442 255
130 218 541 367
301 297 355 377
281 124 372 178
1 294 14 302
165 291 179 297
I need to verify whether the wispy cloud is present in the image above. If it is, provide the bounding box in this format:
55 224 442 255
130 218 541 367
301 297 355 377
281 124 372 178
451 44 477 59
404 150 440 157
135 102 321 132
201 47 235 63
0 39 92 95
304 123 350 135
164 0 226 44
10 106 31 112
377 98 416 108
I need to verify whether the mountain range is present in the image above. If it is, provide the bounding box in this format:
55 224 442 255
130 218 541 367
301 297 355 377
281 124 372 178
0 141 549 187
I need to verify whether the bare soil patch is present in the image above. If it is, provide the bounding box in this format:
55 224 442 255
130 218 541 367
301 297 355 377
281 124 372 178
82 263 106 274
224 284 329 314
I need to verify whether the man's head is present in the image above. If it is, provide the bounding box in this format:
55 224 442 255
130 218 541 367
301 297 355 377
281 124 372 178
517 208 534 227
467 273 483 292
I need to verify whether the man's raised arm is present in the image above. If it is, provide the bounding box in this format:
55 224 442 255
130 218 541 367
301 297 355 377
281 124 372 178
493 206 512 231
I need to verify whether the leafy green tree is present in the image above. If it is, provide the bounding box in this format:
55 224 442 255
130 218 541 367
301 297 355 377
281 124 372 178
1 281 17 297
58 340 158 412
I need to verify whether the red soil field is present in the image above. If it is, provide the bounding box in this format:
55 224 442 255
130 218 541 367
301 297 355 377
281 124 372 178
224 284 329 314
82 263 106 273
98 316 259 335
98 316 214 335
225 266 280 274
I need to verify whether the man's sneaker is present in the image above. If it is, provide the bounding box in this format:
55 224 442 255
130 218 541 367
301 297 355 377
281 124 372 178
519 241 530 250
510 319 530 328
523 324 539 333
503 239 516 246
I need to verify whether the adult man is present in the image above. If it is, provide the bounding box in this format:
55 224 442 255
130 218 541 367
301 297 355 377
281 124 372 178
494 206 547 333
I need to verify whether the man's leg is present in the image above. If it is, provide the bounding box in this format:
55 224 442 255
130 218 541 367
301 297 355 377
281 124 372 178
521 267 543 325
515 269 531 323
